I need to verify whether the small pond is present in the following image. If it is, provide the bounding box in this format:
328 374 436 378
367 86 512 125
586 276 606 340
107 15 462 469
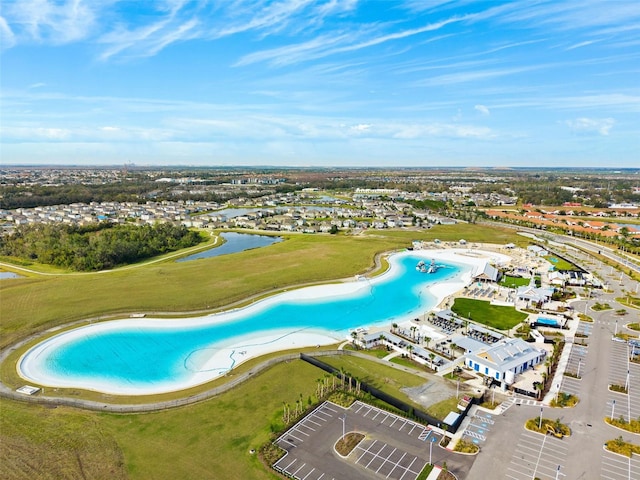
0 271 23 279
177 232 282 262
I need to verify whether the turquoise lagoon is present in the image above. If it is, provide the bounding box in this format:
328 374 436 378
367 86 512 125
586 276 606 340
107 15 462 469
19 251 471 395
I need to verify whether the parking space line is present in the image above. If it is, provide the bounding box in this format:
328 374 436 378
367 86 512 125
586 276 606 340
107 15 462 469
291 427 310 437
364 443 387 468
282 458 298 472
389 417 398 427
281 438 298 448
398 456 417 480
407 423 417 435
302 468 316 480
356 440 377 463
297 423 316 433
292 462 307 477
376 448 396 473
305 417 323 427
507 464 533 479
387 452 406 479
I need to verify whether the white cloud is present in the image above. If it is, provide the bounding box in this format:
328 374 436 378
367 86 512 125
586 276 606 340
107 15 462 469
349 123 372 133
474 104 490 116
236 13 471 67
0 15 16 49
6 0 98 45
566 117 615 136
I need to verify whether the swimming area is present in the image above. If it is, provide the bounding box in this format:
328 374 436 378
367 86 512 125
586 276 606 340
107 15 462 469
19 249 505 395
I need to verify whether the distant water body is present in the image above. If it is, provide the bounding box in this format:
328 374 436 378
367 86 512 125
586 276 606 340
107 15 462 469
176 232 282 262
0 271 22 279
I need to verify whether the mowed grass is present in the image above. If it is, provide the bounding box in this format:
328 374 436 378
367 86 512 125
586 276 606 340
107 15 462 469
320 355 427 407
0 401 127 480
1 359 323 480
500 274 530 288
452 297 528 330
363 223 528 246
544 255 577 271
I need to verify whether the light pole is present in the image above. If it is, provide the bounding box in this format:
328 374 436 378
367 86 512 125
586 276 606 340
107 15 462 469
429 437 436 465
615 319 618 336
611 399 616 419
340 414 346 441
625 369 630 392
539 406 543 430
577 359 582 379
456 377 460 399
555 464 564 480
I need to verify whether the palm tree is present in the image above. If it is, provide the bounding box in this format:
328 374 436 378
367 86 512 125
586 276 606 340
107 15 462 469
424 336 431 349
428 352 436 369
350 331 358 349
535 382 543 400
392 322 398 333
407 344 414 360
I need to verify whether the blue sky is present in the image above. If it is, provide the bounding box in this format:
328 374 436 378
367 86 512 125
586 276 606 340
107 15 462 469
1 0 639 167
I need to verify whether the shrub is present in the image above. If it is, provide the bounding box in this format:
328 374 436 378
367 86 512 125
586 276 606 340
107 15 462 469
605 416 640 434
550 392 579 408
454 439 479 454
605 436 640 457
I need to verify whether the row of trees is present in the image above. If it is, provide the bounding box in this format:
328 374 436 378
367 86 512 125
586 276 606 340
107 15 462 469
0 222 204 271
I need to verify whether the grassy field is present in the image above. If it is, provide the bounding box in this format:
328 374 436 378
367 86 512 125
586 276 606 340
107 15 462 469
2 359 323 480
544 255 577 271
452 297 528 330
499 275 530 288
319 355 426 404
0 224 525 479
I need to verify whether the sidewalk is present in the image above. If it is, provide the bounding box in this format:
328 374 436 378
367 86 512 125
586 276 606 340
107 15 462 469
542 318 578 404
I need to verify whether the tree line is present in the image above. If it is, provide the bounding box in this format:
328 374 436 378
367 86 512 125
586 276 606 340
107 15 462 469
0 222 204 271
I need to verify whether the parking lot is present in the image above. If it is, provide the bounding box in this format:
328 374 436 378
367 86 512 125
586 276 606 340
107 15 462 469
559 342 588 397
505 431 568 480
606 340 640 423
461 408 495 446
601 449 640 480
273 401 469 480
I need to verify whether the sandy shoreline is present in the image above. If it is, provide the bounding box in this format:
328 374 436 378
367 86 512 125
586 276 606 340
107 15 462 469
18 248 512 395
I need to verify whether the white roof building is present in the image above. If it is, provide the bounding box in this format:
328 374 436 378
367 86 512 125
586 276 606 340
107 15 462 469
465 338 546 388
473 262 501 282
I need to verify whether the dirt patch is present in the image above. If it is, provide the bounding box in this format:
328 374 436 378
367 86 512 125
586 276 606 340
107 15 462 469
401 377 458 408
335 432 365 456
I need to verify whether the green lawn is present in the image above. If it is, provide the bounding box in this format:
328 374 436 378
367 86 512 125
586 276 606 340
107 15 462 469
499 275 530 288
544 255 578 271
1 359 323 480
452 298 528 330
320 355 426 405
